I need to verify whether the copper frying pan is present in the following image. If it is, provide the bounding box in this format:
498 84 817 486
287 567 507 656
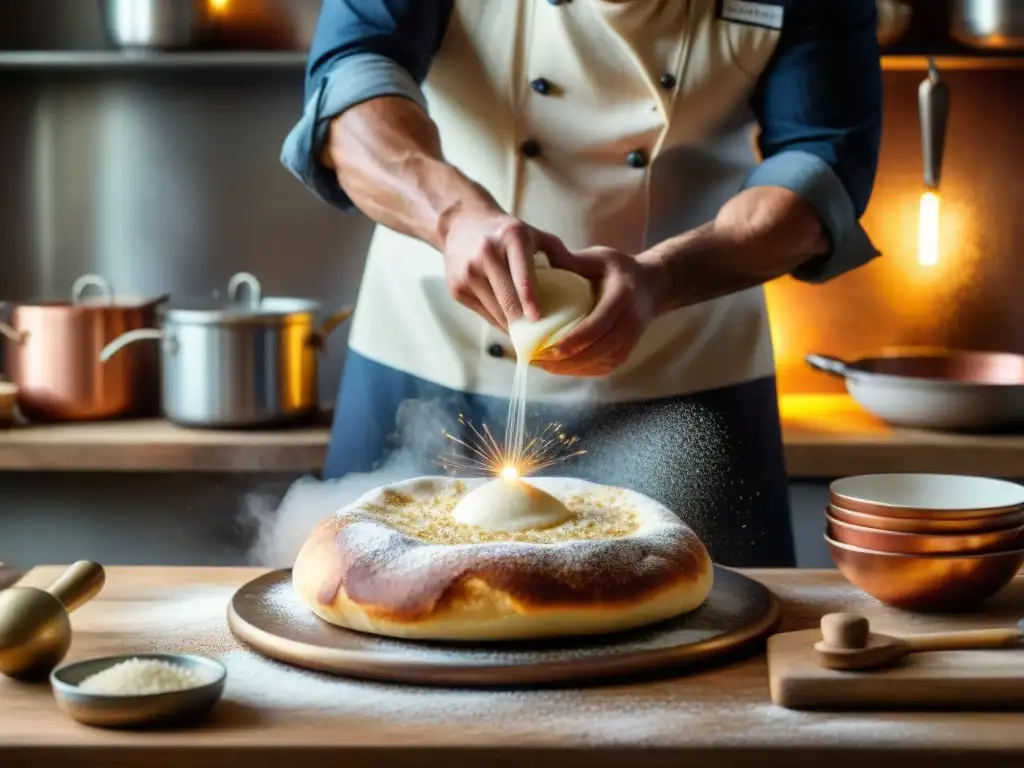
807 348 1024 432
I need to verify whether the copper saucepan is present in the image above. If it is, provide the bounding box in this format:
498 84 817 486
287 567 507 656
807 348 1024 431
1 276 166 422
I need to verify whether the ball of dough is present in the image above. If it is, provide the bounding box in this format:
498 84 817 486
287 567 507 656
508 268 594 360
451 475 572 531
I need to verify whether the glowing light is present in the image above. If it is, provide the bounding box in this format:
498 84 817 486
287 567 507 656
438 415 586 478
917 190 941 267
207 0 230 14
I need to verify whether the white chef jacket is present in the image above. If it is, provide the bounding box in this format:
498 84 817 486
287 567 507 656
282 0 883 405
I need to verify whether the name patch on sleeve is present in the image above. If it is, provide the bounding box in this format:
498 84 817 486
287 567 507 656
717 0 785 30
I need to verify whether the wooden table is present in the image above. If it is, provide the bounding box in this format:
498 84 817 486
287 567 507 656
3 566 1024 767
4 395 1024 477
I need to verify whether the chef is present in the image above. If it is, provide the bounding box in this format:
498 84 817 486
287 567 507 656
281 0 883 567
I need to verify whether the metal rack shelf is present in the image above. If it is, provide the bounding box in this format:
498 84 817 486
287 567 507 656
0 50 1022 72
0 50 307 70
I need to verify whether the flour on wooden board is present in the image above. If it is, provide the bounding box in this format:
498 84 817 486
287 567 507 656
89 584 957 746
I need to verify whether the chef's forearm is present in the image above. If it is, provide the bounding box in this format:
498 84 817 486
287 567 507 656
323 96 498 251
638 186 829 315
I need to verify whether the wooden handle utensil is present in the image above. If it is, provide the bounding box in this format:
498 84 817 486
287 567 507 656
814 612 1023 671
45 560 105 614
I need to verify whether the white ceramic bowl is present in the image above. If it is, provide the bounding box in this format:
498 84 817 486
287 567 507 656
830 474 1024 519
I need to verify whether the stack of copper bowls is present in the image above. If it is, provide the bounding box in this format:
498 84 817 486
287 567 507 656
825 473 1024 611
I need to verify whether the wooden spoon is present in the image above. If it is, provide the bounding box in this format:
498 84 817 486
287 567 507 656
814 612 1024 671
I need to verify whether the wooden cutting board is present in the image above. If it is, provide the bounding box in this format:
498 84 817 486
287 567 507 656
768 627 1024 710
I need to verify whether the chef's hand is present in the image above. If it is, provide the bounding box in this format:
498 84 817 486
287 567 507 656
535 247 659 377
442 207 571 330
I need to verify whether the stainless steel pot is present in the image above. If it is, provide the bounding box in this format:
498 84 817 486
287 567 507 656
99 0 211 50
1 275 164 422
951 0 1024 49
807 349 1024 432
100 273 352 429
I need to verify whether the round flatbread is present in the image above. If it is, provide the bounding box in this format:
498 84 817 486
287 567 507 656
292 476 714 641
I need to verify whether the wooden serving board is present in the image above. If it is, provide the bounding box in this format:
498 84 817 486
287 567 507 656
227 566 780 687
769 627 1024 710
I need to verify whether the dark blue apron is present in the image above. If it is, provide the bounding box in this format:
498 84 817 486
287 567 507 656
324 349 795 567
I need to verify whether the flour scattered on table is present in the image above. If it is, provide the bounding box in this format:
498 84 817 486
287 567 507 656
81 587 239 657
216 647 693 743
82 580 957 747
214 648 952 746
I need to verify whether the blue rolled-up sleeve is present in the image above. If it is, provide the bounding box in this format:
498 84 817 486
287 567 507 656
746 0 884 283
280 0 454 210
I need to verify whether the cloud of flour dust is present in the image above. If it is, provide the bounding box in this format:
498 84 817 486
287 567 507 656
242 398 454 568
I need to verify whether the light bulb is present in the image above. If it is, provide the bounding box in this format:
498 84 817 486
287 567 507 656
918 190 940 267
501 466 519 480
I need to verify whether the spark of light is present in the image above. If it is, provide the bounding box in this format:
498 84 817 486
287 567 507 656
437 415 586 478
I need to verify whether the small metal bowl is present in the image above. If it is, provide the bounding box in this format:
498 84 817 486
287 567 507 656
99 0 212 50
826 534 1024 612
829 502 1024 534
830 474 1024 520
826 511 1024 555
50 653 226 729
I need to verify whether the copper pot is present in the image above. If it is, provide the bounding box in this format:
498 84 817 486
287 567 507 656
1 276 164 422
826 512 1024 555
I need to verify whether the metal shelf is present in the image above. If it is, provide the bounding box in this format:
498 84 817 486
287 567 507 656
0 50 1021 72
0 50 306 70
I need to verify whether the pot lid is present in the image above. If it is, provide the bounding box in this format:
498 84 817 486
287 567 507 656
164 272 321 324
166 296 322 323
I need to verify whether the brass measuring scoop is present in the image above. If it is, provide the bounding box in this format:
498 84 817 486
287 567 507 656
0 561 105 680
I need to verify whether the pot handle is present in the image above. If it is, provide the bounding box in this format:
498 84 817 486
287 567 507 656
310 307 355 349
806 354 854 379
99 328 163 363
227 272 262 306
72 275 114 304
147 293 172 309
0 321 27 346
